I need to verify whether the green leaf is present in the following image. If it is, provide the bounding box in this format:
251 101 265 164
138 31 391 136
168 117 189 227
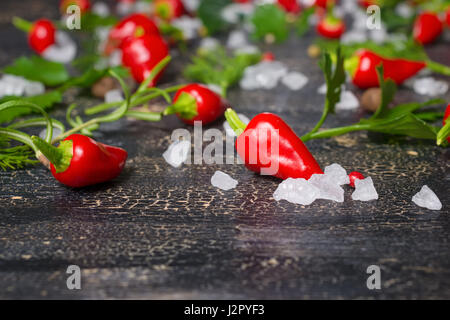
296 6 315 36
3 56 70 86
251 4 288 43
79 12 118 32
371 65 397 119
184 46 261 96
366 113 439 140
320 47 346 115
437 121 450 146
0 91 62 124
197 0 231 35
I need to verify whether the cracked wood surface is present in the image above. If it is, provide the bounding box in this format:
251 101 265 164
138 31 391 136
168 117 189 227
0 0 449 299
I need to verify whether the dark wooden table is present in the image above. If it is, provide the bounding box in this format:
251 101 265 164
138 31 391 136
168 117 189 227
0 0 449 299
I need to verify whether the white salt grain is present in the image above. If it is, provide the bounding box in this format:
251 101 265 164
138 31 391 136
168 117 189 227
273 178 320 205
105 89 123 103
351 177 378 201
324 163 350 185
336 91 359 110
412 185 442 210
413 77 448 96
163 140 191 168
211 171 238 191
281 72 309 91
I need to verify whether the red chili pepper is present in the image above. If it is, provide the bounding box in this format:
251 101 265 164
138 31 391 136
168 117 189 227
413 12 443 45
105 13 160 54
13 18 57 55
315 0 337 9
277 0 301 14
172 84 227 125
120 34 169 86
316 16 345 39
348 171 364 188
233 0 252 3
225 109 323 180
358 0 377 8
346 50 426 89
154 0 186 21
446 8 450 27
32 134 128 188
261 52 275 61
60 0 91 14
444 104 450 144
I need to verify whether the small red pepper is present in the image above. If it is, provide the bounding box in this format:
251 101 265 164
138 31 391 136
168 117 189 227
348 171 364 188
172 84 227 125
316 16 345 39
154 0 186 21
444 104 450 144
32 134 128 188
225 109 323 180
13 18 56 54
261 52 275 61
446 8 450 27
120 33 169 86
105 13 160 55
315 0 337 9
358 0 377 8
60 0 91 15
277 0 301 14
346 50 426 89
413 12 443 45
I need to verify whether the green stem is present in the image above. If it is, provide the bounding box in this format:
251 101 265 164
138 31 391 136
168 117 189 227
126 110 162 122
84 84 183 116
12 16 33 33
437 121 450 146
301 123 371 141
137 56 172 94
426 59 450 76
224 108 247 136
8 117 65 133
31 136 73 173
0 128 37 153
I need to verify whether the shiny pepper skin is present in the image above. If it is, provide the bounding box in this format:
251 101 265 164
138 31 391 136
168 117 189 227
277 0 301 14
446 9 450 27
348 171 364 188
350 50 426 89
413 12 443 45
444 104 450 144
106 13 159 54
155 0 186 21
315 0 337 9
121 34 169 86
51 134 127 188
316 17 345 39
60 0 91 14
236 113 323 180
174 84 227 125
29 19 56 54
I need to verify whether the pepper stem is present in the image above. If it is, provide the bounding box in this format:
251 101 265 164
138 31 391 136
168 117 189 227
31 136 73 173
344 55 359 78
163 92 198 120
224 108 247 136
12 17 33 33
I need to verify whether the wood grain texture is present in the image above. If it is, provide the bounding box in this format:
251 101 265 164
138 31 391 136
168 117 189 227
0 0 449 299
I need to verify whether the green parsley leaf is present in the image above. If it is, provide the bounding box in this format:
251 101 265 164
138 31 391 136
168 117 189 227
251 4 288 43
3 56 70 87
371 65 397 119
197 0 231 35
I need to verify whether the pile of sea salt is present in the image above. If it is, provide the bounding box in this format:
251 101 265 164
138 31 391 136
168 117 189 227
211 171 238 191
240 61 309 91
162 140 191 168
273 163 378 205
0 74 45 99
412 77 449 96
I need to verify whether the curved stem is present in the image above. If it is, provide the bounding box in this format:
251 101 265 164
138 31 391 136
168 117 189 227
301 123 371 141
0 128 37 153
12 16 33 33
224 108 247 136
8 117 65 133
84 84 183 116
137 56 172 93
426 59 450 76
126 110 162 122
0 100 53 143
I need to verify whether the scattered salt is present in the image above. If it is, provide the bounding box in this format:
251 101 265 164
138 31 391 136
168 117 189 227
199 37 220 52
42 32 77 64
226 30 248 50
351 177 378 201
240 61 288 90
273 178 320 205
211 171 238 191
412 77 448 96
92 2 110 17
309 173 345 203
221 3 253 24
105 89 123 103
281 72 309 91
336 91 359 110
162 140 191 168
412 185 442 211
172 17 202 40
324 163 350 185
